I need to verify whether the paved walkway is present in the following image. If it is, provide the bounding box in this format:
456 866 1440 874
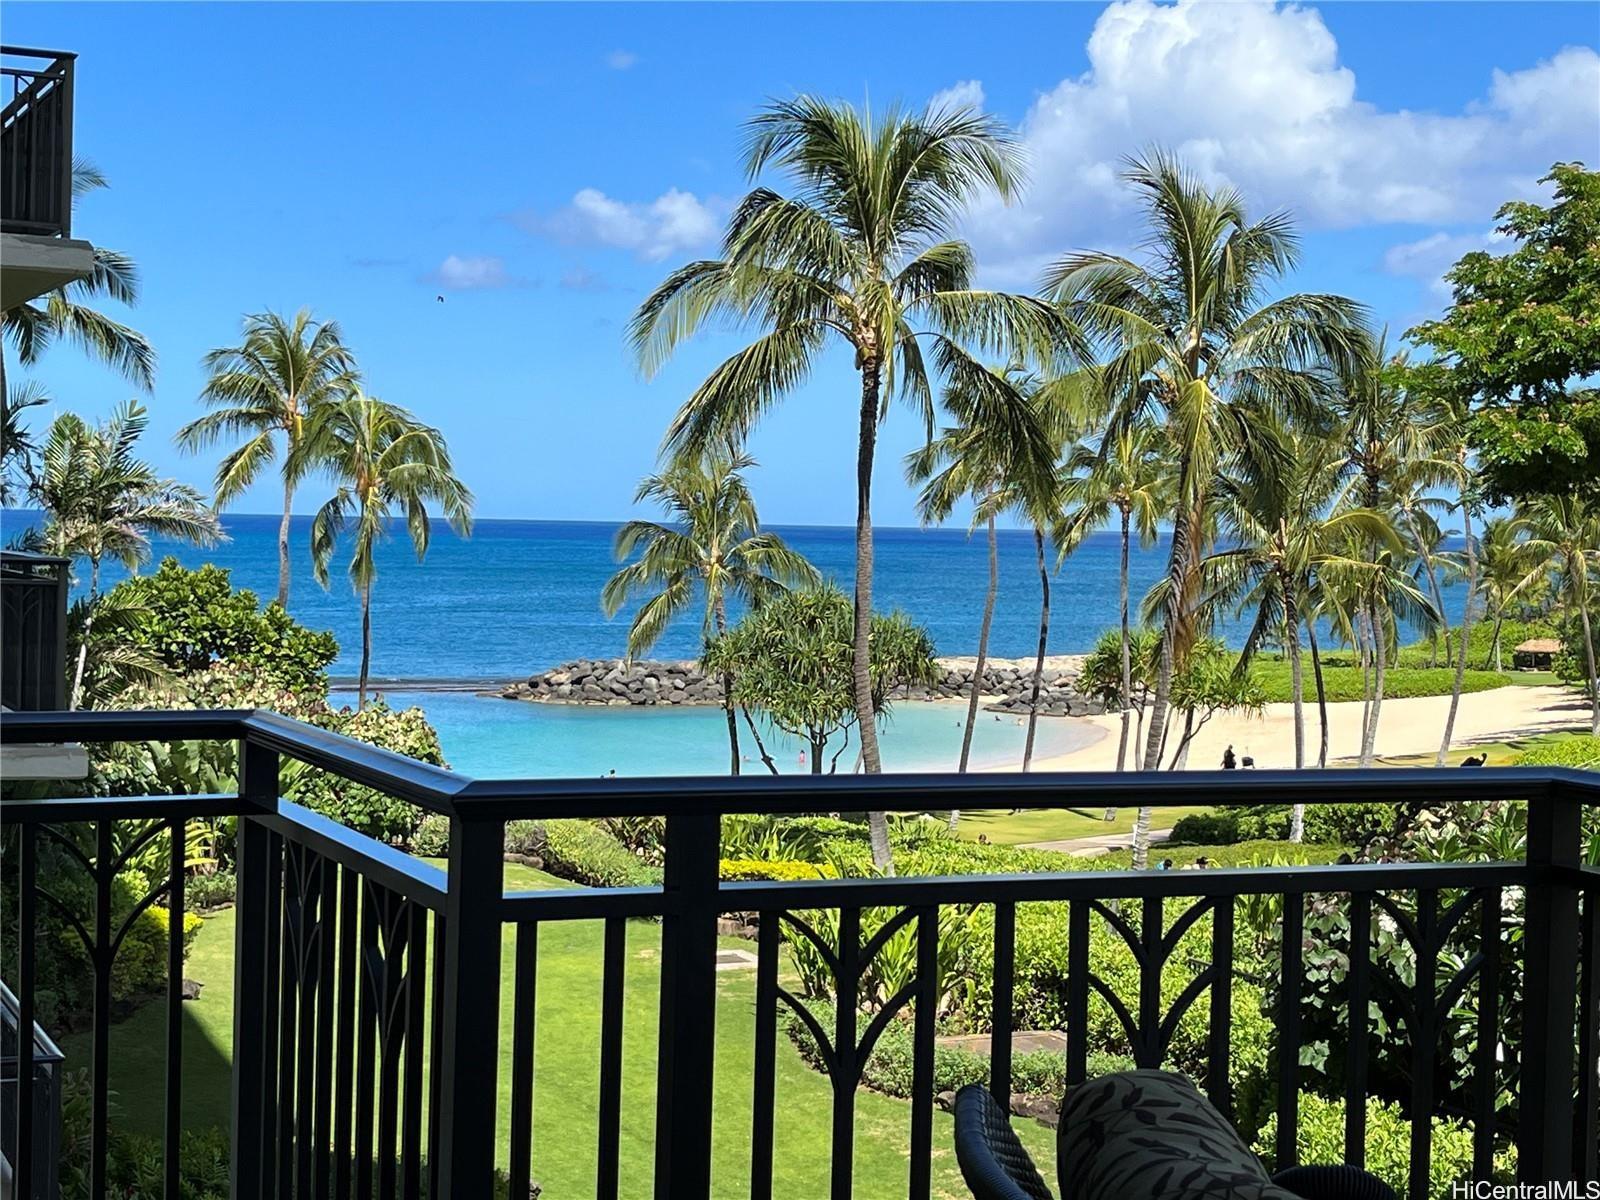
1021 827 1174 857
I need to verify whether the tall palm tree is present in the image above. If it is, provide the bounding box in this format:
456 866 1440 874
2 160 155 400
307 393 473 707
630 95 1067 869
178 310 359 607
1204 432 1398 827
33 400 222 708
1044 152 1367 770
1060 419 1167 772
1516 494 1600 734
1434 440 1482 764
907 367 1055 798
1476 517 1540 672
2 380 50 503
601 443 818 774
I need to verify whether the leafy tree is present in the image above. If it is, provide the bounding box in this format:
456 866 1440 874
178 309 359 606
105 558 337 694
1408 163 1600 504
906 366 1056 793
703 584 937 778
1044 151 1367 770
601 443 818 774
32 400 222 708
2 161 155 399
307 393 473 707
630 95 1065 869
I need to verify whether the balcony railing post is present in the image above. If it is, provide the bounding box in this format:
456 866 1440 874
231 738 278 1200
432 812 504 1197
1517 787 1582 1183
653 813 721 1199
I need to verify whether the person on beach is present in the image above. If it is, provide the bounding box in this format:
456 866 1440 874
798 749 807 769
1221 745 1236 770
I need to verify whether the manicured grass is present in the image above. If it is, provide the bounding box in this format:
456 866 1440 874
1375 728 1594 768
1252 661 1508 704
73 863 1056 1199
954 805 1214 846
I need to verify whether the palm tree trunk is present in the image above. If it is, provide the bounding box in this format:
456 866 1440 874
1307 619 1329 768
740 707 780 775
1142 505 1190 770
1437 494 1477 764
1490 612 1504 673
957 512 999 775
1116 508 1133 774
358 578 373 709
1576 577 1600 736
714 599 740 776
1286 587 1305 771
1130 807 1155 869
1022 525 1050 773
278 475 294 609
1361 601 1387 766
69 557 101 711
853 358 891 873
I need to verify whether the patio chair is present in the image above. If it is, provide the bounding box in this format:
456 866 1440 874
953 1071 1399 1200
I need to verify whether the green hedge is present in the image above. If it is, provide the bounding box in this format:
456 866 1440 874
1253 662 1506 703
1511 734 1600 769
536 820 663 888
720 858 834 882
1171 806 1395 848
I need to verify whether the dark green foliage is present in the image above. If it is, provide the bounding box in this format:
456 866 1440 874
286 699 446 842
186 869 236 910
1511 734 1600 769
107 558 337 693
1173 805 1396 847
535 820 664 888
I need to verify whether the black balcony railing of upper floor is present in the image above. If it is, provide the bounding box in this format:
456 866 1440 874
1 47 76 238
1 707 1596 1200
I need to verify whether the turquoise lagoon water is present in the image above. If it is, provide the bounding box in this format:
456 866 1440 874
363 689 1102 779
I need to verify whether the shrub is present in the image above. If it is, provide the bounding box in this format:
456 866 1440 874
1169 813 1243 845
719 858 833 882
1253 1091 1485 1200
505 820 542 857
536 820 663 888
1091 842 1349 871
412 813 451 857
186 869 236 910
1202 804 1397 847
1511 734 1600 769
288 700 447 843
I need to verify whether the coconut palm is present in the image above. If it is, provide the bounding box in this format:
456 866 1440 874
1433 441 1482 764
178 310 359 607
601 443 818 774
1515 494 1600 734
2 160 155 401
631 96 1067 869
2 380 50 503
1060 419 1167 772
307 393 473 707
907 367 1056 798
1044 151 1367 770
1476 517 1541 672
33 400 222 708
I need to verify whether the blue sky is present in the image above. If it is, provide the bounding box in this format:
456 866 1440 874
5 1 1597 527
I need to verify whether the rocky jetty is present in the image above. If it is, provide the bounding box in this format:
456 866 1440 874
499 654 1102 716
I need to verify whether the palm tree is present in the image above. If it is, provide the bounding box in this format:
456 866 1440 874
1204 433 1398 829
601 443 818 774
1516 494 1600 734
178 310 359 607
907 368 1055 800
1060 419 1167 772
33 400 222 708
1476 517 1540 671
630 96 1066 870
1044 152 1367 770
307 393 473 707
2 380 50 503
1434 440 1482 765
2 160 155 400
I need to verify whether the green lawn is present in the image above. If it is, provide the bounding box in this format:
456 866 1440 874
73 862 1056 1199
1374 728 1592 768
955 805 1214 846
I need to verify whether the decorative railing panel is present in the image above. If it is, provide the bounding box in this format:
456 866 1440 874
0 48 75 238
2 709 1595 1199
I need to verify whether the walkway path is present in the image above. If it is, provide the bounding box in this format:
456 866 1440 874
1022 826 1174 857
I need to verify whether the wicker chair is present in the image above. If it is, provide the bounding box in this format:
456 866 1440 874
952 1073 1400 1200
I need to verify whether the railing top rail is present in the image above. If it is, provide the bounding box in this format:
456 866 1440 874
0 46 77 67
3 708 1593 819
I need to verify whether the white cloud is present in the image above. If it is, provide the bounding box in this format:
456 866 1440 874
930 80 985 112
605 49 638 70
533 187 720 261
431 254 512 290
1382 227 1511 298
952 0 1600 283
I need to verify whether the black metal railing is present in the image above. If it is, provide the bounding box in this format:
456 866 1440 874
1 47 76 238
2 707 1596 1200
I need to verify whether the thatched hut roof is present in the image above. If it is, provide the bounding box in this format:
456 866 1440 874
1514 638 1562 654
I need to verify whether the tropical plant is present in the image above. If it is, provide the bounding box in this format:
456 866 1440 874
2 380 50 503
32 400 222 708
1514 493 1600 733
1060 418 1167 772
703 584 937 775
1474 518 1542 672
629 95 1067 869
306 393 473 706
1044 151 1367 770
177 309 359 606
1 160 155 400
600 441 817 773
906 365 1056 802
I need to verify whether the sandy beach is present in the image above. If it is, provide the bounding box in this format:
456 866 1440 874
1012 685 1591 772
